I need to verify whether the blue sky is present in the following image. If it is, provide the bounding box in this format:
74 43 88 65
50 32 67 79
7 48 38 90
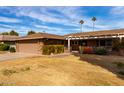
0 6 124 36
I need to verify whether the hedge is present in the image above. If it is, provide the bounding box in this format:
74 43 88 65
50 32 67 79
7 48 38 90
42 45 64 55
0 44 10 51
94 47 107 55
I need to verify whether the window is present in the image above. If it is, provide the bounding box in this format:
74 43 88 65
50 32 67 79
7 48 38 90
106 40 112 46
100 40 105 46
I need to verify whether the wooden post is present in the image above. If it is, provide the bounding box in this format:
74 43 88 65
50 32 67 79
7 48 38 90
98 40 100 47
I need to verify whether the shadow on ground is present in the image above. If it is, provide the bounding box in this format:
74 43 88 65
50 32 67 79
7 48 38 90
72 52 124 81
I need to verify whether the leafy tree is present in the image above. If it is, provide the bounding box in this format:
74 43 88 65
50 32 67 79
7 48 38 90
1 32 9 35
9 30 19 36
27 31 36 35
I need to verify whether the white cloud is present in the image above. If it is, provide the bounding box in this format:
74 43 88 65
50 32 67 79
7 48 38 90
14 7 84 27
1 6 124 36
0 16 21 23
110 6 124 15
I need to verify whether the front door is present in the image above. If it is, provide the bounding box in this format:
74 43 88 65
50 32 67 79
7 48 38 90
71 41 79 51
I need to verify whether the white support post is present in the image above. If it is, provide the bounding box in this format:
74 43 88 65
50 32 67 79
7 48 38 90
68 38 71 52
119 36 122 43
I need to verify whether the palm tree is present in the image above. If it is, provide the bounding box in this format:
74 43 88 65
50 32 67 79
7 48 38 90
92 17 97 31
79 20 84 32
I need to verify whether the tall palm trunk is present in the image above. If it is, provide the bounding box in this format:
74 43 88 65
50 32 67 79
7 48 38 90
79 20 84 32
92 17 97 32
93 21 95 31
81 24 83 32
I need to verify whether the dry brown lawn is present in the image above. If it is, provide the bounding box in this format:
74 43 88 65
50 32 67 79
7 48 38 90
0 54 124 86
0 51 7 54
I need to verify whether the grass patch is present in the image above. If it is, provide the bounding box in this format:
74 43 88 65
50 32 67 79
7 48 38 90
2 69 17 76
96 83 111 86
0 51 7 54
0 82 15 86
0 82 4 86
118 71 124 75
114 62 124 68
20 67 30 71
2 66 31 76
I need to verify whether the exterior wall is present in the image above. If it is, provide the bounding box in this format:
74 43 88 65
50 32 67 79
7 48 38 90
43 39 64 45
87 40 97 47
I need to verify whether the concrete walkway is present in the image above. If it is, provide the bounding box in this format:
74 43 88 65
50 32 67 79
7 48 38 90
0 52 40 62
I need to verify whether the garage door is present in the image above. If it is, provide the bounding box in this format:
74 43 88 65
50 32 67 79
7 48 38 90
18 40 39 53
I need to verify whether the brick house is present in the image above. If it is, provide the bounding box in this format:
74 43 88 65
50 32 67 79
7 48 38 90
16 33 66 53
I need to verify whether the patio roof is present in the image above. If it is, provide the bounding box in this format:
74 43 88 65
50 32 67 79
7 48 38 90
65 29 124 40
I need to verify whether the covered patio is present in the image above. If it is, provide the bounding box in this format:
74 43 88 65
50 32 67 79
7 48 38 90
65 30 124 52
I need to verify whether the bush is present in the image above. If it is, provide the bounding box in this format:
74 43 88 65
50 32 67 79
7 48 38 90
112 40 124 51
79 46 93 54
0 44 10 51
42 45 64 55
83 47 94 54
94 47 107 55
9 47 16 53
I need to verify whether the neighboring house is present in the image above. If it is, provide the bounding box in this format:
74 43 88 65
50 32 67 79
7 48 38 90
65 29 124 51
0 35 19 48
16 33 66 53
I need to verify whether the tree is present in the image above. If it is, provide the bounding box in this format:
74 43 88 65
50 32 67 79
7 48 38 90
1 32 9 35
27 31 36 35
79 20 84 32
9 30 19 36
92 17 97 31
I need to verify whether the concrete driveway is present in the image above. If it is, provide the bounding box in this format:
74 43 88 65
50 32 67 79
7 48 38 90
0 52 40 62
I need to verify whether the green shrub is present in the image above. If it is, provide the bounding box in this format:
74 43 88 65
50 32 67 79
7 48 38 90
9 47 16 53
95 47 107 55
112 41 124 51
42 45 64 55
114 62 124 68
0 44 10 51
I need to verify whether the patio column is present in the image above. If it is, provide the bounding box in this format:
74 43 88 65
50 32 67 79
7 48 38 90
119 36 122 43
68 38 71 52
